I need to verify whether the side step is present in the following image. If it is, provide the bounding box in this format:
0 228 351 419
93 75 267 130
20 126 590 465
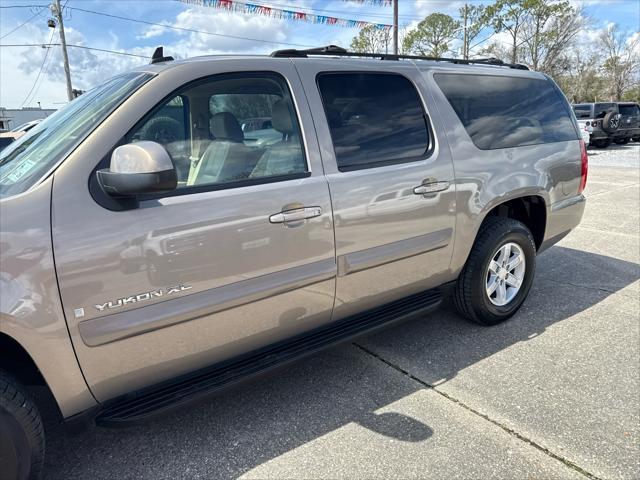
96 289 442 426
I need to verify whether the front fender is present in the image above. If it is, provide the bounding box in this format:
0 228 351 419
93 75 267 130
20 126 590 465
0 177 96 417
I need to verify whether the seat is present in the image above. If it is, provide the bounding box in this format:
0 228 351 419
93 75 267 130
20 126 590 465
250 100 306 178
187 112 262 186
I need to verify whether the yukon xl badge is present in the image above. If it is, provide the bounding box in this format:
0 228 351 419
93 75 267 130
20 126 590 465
83 284 192 316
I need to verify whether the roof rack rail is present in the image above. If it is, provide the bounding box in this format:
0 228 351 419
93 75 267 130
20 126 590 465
270 45 529 70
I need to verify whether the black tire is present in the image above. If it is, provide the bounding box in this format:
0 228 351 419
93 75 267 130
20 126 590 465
0 371 44 480
614 137 629 144
454 217 536 326
601 112 620 133
632 135 640 142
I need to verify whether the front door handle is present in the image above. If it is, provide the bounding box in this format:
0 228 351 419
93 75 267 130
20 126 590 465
413 181 450 195
269 206 322 225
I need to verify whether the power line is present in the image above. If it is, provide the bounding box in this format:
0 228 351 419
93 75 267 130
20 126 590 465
20 26 56 107
26 31 57 105
0 7 45 40
66 6 315 47
0 43 151 58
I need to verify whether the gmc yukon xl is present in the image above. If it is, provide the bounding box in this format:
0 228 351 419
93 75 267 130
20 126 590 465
0 46 587 478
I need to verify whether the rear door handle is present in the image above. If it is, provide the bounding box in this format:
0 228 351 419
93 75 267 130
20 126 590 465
413 181 450 195
269 206 322 224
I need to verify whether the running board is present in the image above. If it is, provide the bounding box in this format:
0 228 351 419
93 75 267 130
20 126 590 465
95 289 442 426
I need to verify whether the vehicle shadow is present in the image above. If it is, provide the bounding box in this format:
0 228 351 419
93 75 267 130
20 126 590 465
36 246 638 479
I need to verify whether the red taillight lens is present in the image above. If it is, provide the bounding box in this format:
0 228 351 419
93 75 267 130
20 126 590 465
578 139 588 194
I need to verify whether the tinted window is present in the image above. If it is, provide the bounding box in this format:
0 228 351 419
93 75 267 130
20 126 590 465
317 73 429 170
434 74 577 150
594 103 617 118
126 73 306 190
573 105 592 119
619 104 640 116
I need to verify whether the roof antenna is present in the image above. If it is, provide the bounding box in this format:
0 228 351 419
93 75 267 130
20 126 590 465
150 46 174 65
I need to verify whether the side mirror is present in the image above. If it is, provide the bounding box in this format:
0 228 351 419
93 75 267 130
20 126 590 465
97 141 177 196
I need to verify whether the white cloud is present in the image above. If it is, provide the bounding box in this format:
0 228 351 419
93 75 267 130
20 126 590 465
136 24 166 40
0 6 299 109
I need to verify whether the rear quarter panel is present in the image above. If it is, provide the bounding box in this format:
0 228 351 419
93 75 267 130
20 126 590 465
419 66 581 274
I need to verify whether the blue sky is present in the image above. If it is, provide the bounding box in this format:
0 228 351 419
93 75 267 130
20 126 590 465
1 0 638 108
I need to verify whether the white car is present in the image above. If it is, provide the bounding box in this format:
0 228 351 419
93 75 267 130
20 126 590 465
576 120 591 146
0 119 42 140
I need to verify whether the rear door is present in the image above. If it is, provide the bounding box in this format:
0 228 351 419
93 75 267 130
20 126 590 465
294 59 456 319
51 60 336 401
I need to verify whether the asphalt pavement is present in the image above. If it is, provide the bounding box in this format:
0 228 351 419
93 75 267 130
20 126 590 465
39 143 640 479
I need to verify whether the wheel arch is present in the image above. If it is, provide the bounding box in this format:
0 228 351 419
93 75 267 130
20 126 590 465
0 332 46 387
482 195 547 250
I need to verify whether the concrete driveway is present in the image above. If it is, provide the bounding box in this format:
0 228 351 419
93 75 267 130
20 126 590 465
40 149 640 479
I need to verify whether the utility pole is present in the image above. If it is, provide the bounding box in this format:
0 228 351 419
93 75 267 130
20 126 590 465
462 5 468 59
392 0 398 55
51 0 73 101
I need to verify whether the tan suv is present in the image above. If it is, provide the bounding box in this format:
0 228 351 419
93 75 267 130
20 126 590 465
0 46 587 478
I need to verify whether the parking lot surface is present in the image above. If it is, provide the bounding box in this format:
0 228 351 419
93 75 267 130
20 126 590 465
39 145 639 479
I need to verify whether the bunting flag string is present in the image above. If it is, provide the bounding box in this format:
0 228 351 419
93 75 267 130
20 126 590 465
177 0 393 31
342 0 392 5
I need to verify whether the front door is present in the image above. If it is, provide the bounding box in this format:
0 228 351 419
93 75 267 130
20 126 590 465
295 60 456 319
52 62 336 401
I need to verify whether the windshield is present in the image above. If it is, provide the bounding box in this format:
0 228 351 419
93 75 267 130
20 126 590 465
0 72 153 198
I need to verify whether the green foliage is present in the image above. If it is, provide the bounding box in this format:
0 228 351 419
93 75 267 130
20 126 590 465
350 24 392 54
459 3 492 59
403 13 460 57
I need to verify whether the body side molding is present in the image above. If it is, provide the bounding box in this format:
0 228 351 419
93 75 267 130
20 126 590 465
79 258 336 347
337 228 453 277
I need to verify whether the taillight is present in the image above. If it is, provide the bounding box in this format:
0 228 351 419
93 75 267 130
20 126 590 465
578 139 588 194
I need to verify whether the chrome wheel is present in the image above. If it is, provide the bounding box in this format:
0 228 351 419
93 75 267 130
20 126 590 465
485 242 526 307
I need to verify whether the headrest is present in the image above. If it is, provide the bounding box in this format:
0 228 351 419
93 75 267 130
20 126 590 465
271 100 295 135
211 112 243 142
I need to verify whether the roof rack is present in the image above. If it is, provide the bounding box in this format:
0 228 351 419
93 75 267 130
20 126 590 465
270 45 529 70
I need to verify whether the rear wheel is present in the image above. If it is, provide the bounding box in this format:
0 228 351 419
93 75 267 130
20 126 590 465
0 371 44 480
614 137 630 144
454 217 536 326
632 135 640 142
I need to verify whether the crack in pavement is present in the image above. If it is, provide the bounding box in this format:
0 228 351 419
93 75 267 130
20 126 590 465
352 342 603 480
539 277 639 300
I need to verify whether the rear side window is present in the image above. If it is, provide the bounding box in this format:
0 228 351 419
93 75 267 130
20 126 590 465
434 74 577 150
317 73 429 171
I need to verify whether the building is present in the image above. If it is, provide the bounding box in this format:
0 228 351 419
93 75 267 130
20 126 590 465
0 107 56 131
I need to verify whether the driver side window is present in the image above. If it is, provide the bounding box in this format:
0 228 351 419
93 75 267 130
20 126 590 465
126 72 307 190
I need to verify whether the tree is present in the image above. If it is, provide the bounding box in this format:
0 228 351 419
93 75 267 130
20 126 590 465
598 24 640 100
458 3 492 59
519 1 586 75
350 24 393 54
556 47 604 102
403 13 461 57
489 0 530 64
